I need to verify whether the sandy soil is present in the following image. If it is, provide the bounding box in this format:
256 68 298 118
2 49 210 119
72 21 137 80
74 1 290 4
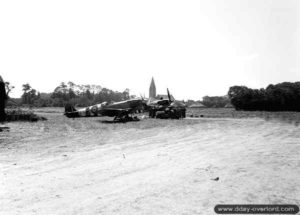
1 111 300 214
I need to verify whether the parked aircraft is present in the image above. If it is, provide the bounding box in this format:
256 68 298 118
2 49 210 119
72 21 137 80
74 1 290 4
64 98 147 122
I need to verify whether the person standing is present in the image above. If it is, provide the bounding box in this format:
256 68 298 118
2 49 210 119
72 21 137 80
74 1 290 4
0 76 7 123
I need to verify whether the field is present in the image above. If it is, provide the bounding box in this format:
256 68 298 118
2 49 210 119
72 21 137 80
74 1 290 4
1 108 300 214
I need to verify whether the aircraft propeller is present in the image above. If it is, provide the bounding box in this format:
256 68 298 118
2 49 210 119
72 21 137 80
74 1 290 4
167 88 172 103
140 94 145 101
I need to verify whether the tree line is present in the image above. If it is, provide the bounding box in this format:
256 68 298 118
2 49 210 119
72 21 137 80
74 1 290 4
8 82 131 107
7 80 300 111
228 82 300 111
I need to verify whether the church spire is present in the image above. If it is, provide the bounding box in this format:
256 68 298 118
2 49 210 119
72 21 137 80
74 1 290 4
149 77 156 99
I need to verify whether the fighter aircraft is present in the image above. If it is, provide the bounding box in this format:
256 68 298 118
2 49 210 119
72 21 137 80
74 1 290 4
64 98 147 122
148 89 186 119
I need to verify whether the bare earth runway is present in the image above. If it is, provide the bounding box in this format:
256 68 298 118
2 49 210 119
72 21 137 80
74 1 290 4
1 109 300 214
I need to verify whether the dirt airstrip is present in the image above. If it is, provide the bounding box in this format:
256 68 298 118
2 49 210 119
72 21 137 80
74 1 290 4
1 109 300 214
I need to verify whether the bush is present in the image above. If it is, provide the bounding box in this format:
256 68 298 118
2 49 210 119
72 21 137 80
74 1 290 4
228 82 300 111
5 108 47 122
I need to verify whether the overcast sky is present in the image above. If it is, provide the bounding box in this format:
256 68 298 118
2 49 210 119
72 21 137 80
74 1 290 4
1 0 299 100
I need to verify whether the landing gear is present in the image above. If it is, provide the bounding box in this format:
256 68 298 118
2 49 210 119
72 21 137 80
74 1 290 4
113 113 140 122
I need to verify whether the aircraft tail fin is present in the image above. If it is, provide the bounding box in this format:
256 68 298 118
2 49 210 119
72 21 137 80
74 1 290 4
64 104 79 118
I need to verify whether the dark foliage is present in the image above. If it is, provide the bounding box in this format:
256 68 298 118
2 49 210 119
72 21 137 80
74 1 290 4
15 82 132 107
5 82 14 98
0 81 8 122
5 108 47 122
21 83 40 106
228 82 300 111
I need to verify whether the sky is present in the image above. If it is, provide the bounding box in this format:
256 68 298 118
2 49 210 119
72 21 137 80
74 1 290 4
0 0 299 100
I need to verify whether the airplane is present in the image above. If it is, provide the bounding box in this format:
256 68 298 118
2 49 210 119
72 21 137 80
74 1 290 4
64 98 147 122
148 88 186 119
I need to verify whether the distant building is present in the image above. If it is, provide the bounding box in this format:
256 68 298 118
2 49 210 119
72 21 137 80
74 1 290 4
189 102 206 108
149 77 175 100
149 77 156 99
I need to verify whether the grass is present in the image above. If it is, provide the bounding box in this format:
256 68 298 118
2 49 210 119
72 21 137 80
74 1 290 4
2 107 299 157
187 107 300 125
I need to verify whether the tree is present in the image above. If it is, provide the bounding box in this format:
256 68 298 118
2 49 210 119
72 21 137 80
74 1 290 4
22 83 31 93
21 83 39 105
18 81 133 107
122 88 130 100
22 83 31 104
0 78 7 122
85 89 93 101
228 86 253 110
228 82 300 111
5 82 15 98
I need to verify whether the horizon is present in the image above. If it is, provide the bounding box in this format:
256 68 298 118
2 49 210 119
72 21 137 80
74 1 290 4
1 0 299 100
5 78 300 101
